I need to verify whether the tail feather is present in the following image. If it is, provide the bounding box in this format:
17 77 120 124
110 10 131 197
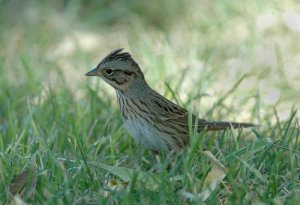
199 121 256 131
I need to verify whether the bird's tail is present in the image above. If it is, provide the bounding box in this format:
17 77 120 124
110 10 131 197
199 120 256 131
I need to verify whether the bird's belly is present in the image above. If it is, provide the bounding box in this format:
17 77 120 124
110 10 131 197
123 119 169 151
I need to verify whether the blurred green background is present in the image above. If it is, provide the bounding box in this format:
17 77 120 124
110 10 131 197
0 0 300 204
1 0 299 121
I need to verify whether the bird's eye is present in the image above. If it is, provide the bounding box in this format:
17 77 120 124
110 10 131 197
105 69 113 75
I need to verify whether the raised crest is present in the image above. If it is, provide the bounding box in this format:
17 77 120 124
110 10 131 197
98 48 137 67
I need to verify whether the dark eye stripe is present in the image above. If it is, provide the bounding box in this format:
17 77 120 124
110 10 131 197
113 70 134 75
124 71 134 75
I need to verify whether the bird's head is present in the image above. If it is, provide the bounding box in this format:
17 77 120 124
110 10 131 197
86 49 145 91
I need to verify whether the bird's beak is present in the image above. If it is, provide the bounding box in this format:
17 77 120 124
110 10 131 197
85 67 98 76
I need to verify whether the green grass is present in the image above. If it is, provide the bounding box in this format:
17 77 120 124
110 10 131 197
0 0 300 204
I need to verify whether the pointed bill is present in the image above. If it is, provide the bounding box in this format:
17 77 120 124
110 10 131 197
85 67 98 76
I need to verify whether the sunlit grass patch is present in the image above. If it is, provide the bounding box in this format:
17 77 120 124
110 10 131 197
0 0 299 204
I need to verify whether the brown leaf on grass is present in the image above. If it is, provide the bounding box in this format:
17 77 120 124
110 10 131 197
9 170 38 197
178 151 227 202
199 151 227 201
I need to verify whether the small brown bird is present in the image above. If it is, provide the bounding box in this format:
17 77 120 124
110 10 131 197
86 49 254 152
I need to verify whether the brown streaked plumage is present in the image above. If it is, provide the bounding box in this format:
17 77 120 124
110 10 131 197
86 49 255 152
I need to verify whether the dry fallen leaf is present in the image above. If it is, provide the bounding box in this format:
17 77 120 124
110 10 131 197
199 151 227 201
9 170 38 197
178 151 227 202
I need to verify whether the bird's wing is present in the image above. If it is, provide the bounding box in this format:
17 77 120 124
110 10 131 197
147 93 207 129
147 93 189 122
148 93 255 131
